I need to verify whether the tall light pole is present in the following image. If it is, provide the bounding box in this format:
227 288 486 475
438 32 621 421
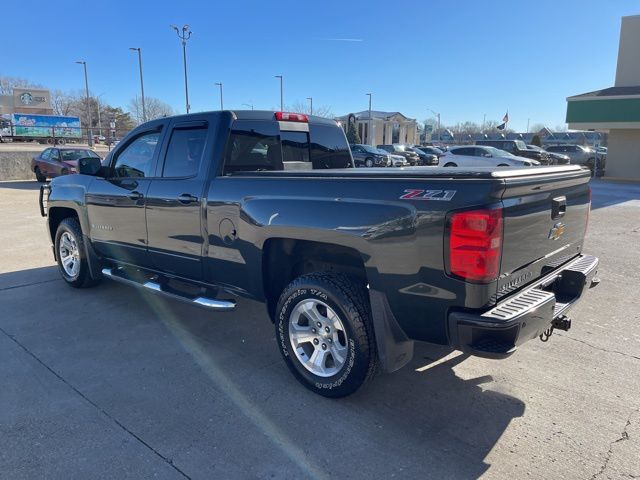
427 108 441 141
242 103 254 110
75 61 93 147
307 97 313 115
366 93 372 146
215 82 224 110
275 75 283 111
171 24 192 113
129 47 146 122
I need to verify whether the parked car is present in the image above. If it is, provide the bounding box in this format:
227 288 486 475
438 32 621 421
416 145 445 158
405 146 438 166
350 144 391 167
527 144 570 165
476 139 551 165
40 110 599 398
377 144 421 165
388 153 408 167
545 144 596 167
440 145 540 167
31 147 102 182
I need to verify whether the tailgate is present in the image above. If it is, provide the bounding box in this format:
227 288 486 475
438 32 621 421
496 167 591 300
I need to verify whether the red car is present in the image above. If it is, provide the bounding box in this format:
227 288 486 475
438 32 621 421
32 147 102 182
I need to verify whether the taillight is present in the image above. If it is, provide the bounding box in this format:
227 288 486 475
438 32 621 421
447 207 503 283
275 111 308 122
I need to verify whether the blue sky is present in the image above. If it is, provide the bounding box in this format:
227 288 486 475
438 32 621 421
3 0 638 130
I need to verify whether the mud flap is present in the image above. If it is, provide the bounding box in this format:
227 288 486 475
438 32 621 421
369 289 414 372
83 235 103 282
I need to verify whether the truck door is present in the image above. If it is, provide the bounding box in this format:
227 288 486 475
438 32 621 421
145 117 212 281
86 126 163 267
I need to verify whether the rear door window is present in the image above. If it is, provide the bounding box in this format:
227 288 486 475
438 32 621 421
162 126 207 177
309 124 352 169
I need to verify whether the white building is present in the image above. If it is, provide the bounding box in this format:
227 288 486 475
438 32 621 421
336 111 418 146
566 15 640 179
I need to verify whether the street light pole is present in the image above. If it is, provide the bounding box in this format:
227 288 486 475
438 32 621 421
366 93 372 146
242 103 254 110
215 82 224 110
427 108 441 142
171 24 192 113
275 75 283 111
75 61 93 147
129 47 146 122
307 97 313 115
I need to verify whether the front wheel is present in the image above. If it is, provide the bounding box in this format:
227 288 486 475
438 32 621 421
444 162 457 167
275 272 377 397
365 158 374 168
497 163 509 167
54 218 100 288
34 167 46 183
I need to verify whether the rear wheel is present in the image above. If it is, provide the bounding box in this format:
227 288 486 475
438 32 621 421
55 218 100 288
497 163 509 167
444 162 457 167
34 167 46 183
275 272 377 397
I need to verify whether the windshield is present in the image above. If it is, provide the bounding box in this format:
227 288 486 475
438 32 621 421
486 146 514 157
514 140 527 150
60 149 99 161
360 145 380 154
393 145 406 152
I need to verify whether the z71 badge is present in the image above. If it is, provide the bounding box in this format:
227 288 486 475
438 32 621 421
399 189 456 201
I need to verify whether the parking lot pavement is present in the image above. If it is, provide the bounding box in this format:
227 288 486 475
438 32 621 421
1 179 638 479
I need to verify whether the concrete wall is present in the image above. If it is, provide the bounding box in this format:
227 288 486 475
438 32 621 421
605 129 640 180
0 150 37 181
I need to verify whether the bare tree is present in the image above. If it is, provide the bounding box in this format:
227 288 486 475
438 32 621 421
0 76 44 95
128 96 176 124
51 89 77 116
285 101 334 118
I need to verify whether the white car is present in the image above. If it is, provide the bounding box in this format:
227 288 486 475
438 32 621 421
389 153 408 167
439 146 540 167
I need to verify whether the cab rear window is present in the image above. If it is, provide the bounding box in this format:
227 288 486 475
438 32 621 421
222 121 352 175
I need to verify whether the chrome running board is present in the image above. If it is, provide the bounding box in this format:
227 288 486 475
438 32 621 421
101 267 236 312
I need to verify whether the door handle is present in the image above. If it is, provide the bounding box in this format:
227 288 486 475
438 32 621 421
128 191 143 200
178 193 198 204
552 196 566 219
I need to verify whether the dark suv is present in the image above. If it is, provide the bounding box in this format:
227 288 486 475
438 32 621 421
476 139 550 165
377 144 421 165
350 144 391 167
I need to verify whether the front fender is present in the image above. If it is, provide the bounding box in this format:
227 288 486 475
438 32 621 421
47 175 95 236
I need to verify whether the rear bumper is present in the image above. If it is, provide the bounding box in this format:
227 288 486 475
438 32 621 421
448 254 599 359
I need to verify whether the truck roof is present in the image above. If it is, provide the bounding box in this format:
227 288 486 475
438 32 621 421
143 110 339 127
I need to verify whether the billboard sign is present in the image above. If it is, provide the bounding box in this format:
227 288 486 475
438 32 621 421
11 113 81 138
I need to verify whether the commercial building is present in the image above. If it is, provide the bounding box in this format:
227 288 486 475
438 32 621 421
336 111 418 146
566 15 640 180
0 88 54 116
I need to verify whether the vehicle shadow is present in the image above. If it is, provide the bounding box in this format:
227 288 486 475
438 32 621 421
0 180 42 191
590 179 640 209
1 266 525 479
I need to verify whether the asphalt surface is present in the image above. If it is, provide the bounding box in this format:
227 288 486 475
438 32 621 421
0 179 638 479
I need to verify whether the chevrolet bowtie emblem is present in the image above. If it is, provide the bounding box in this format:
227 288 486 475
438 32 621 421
548 222 566 241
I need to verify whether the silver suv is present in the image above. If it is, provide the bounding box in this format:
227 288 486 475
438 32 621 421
545 144 595 166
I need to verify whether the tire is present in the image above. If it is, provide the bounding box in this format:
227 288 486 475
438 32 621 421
444 162 457 167
34 167 46 183
60 168 69 176
54 217 100 288
365 158 374 168
497 163 509 167
275 272 377 398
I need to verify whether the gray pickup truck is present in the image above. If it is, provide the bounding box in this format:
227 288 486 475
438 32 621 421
39 110 599 397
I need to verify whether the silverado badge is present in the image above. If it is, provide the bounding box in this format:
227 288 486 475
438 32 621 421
548 222 566 241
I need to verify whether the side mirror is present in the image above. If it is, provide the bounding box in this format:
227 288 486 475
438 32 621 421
78 157 103 176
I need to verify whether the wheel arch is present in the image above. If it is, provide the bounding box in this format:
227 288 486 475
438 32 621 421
262 238 369 322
